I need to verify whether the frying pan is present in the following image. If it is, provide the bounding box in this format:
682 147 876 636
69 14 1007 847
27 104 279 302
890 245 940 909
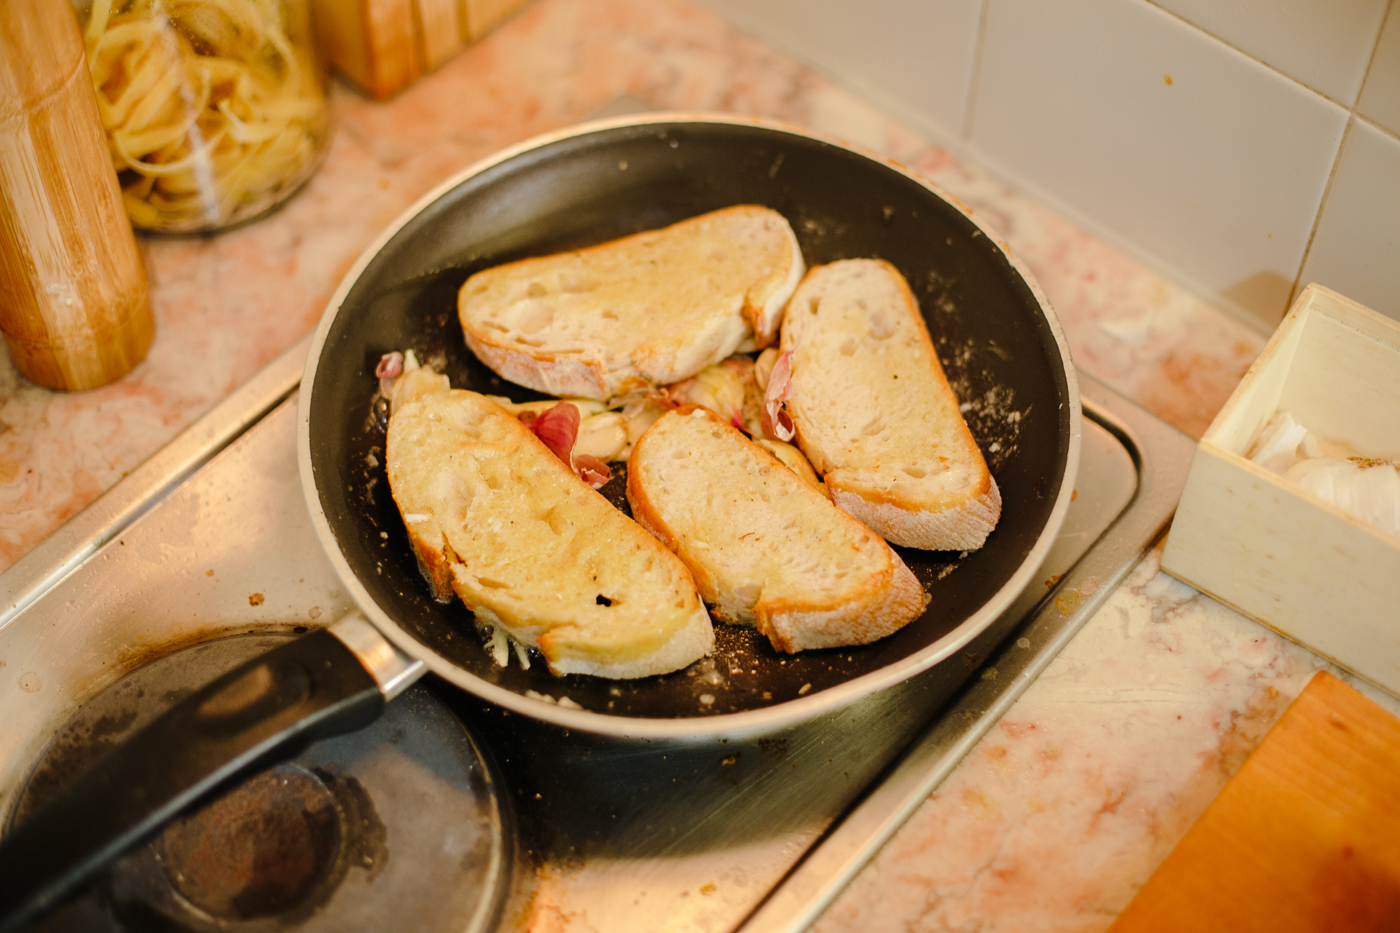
0 114 1079 931
300 113 1080 730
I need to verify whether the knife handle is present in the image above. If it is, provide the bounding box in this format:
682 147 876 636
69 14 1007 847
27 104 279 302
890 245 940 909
0 613 422 933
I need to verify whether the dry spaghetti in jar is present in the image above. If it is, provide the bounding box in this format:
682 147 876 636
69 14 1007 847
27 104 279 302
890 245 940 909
76 0 331 233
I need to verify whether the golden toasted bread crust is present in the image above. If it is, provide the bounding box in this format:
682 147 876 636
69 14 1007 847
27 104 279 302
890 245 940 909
387 388 713 678
627 407 926 653
780 259 1001 550
459 205 804 400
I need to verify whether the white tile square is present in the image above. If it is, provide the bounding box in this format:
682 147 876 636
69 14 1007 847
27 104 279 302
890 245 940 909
1151 0 1389 104
1299 119 1400 323
1359 3 1400 136
970 0 1348 325
693 0 984 141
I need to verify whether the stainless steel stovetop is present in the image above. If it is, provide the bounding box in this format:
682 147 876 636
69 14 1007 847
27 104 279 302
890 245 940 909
0 327 1193 933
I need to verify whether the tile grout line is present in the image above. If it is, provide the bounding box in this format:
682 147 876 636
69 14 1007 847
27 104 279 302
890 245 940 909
1287 115 1355 312
1286 0 1394 310
1354 0 1399 140
1138 0 1368 112
959 0 992 143
1356 110 1400 145
1362 0 1397 90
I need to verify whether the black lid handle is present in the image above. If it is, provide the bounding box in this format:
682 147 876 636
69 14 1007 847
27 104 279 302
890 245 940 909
0 614 421 932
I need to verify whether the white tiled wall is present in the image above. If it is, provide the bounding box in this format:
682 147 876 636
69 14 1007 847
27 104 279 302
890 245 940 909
1151 0 1389 103
1299 120 1400 317
1360 3 1400 134
694 0 985 137
697 0 1400 328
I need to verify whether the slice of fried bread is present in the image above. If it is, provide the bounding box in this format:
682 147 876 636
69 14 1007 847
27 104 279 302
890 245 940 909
627 407 926 653
387 386 713 678
779 259 1001 550
459 205 803 401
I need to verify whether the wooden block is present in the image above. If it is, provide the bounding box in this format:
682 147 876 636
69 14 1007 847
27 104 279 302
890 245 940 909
462 0 530 42
315 0 526 98
314 0 422 99
415 0 465 70
1109 671 1400 933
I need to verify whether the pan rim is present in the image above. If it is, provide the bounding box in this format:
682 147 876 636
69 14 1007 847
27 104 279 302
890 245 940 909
297 112 1082 739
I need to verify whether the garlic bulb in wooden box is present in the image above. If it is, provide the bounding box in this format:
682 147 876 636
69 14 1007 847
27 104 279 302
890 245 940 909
1247 410 1400 538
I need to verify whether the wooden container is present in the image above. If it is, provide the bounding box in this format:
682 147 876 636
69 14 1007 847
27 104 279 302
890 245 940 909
1162 284 1400 695
0 0 154 391
314 0 533 99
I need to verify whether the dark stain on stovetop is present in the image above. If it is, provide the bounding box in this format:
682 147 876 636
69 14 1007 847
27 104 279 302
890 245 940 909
104 763 388 931
313 768 390 885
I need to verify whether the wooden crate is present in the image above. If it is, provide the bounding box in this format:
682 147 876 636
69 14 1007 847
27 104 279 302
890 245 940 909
1161 284 1400 696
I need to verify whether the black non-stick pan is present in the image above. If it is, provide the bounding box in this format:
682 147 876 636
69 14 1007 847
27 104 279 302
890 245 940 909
298 114 1081 732
298 112 1080 728
0 115 1079 932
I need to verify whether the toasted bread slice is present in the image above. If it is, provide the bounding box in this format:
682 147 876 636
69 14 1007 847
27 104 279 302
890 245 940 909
459 205 804 401
387 387 713 678
780 259 1001 550
627 407 926 653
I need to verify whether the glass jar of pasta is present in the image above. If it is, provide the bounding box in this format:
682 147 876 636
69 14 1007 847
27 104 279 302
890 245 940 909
75 0 332 234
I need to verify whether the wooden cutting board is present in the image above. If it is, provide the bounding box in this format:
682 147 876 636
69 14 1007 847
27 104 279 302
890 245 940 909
1109 671 1400 933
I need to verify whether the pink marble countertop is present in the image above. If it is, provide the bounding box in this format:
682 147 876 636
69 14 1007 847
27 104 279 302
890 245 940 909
2 0 1395 930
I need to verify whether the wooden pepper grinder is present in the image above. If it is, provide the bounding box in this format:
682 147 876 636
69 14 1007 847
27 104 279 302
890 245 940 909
0 0 155 391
